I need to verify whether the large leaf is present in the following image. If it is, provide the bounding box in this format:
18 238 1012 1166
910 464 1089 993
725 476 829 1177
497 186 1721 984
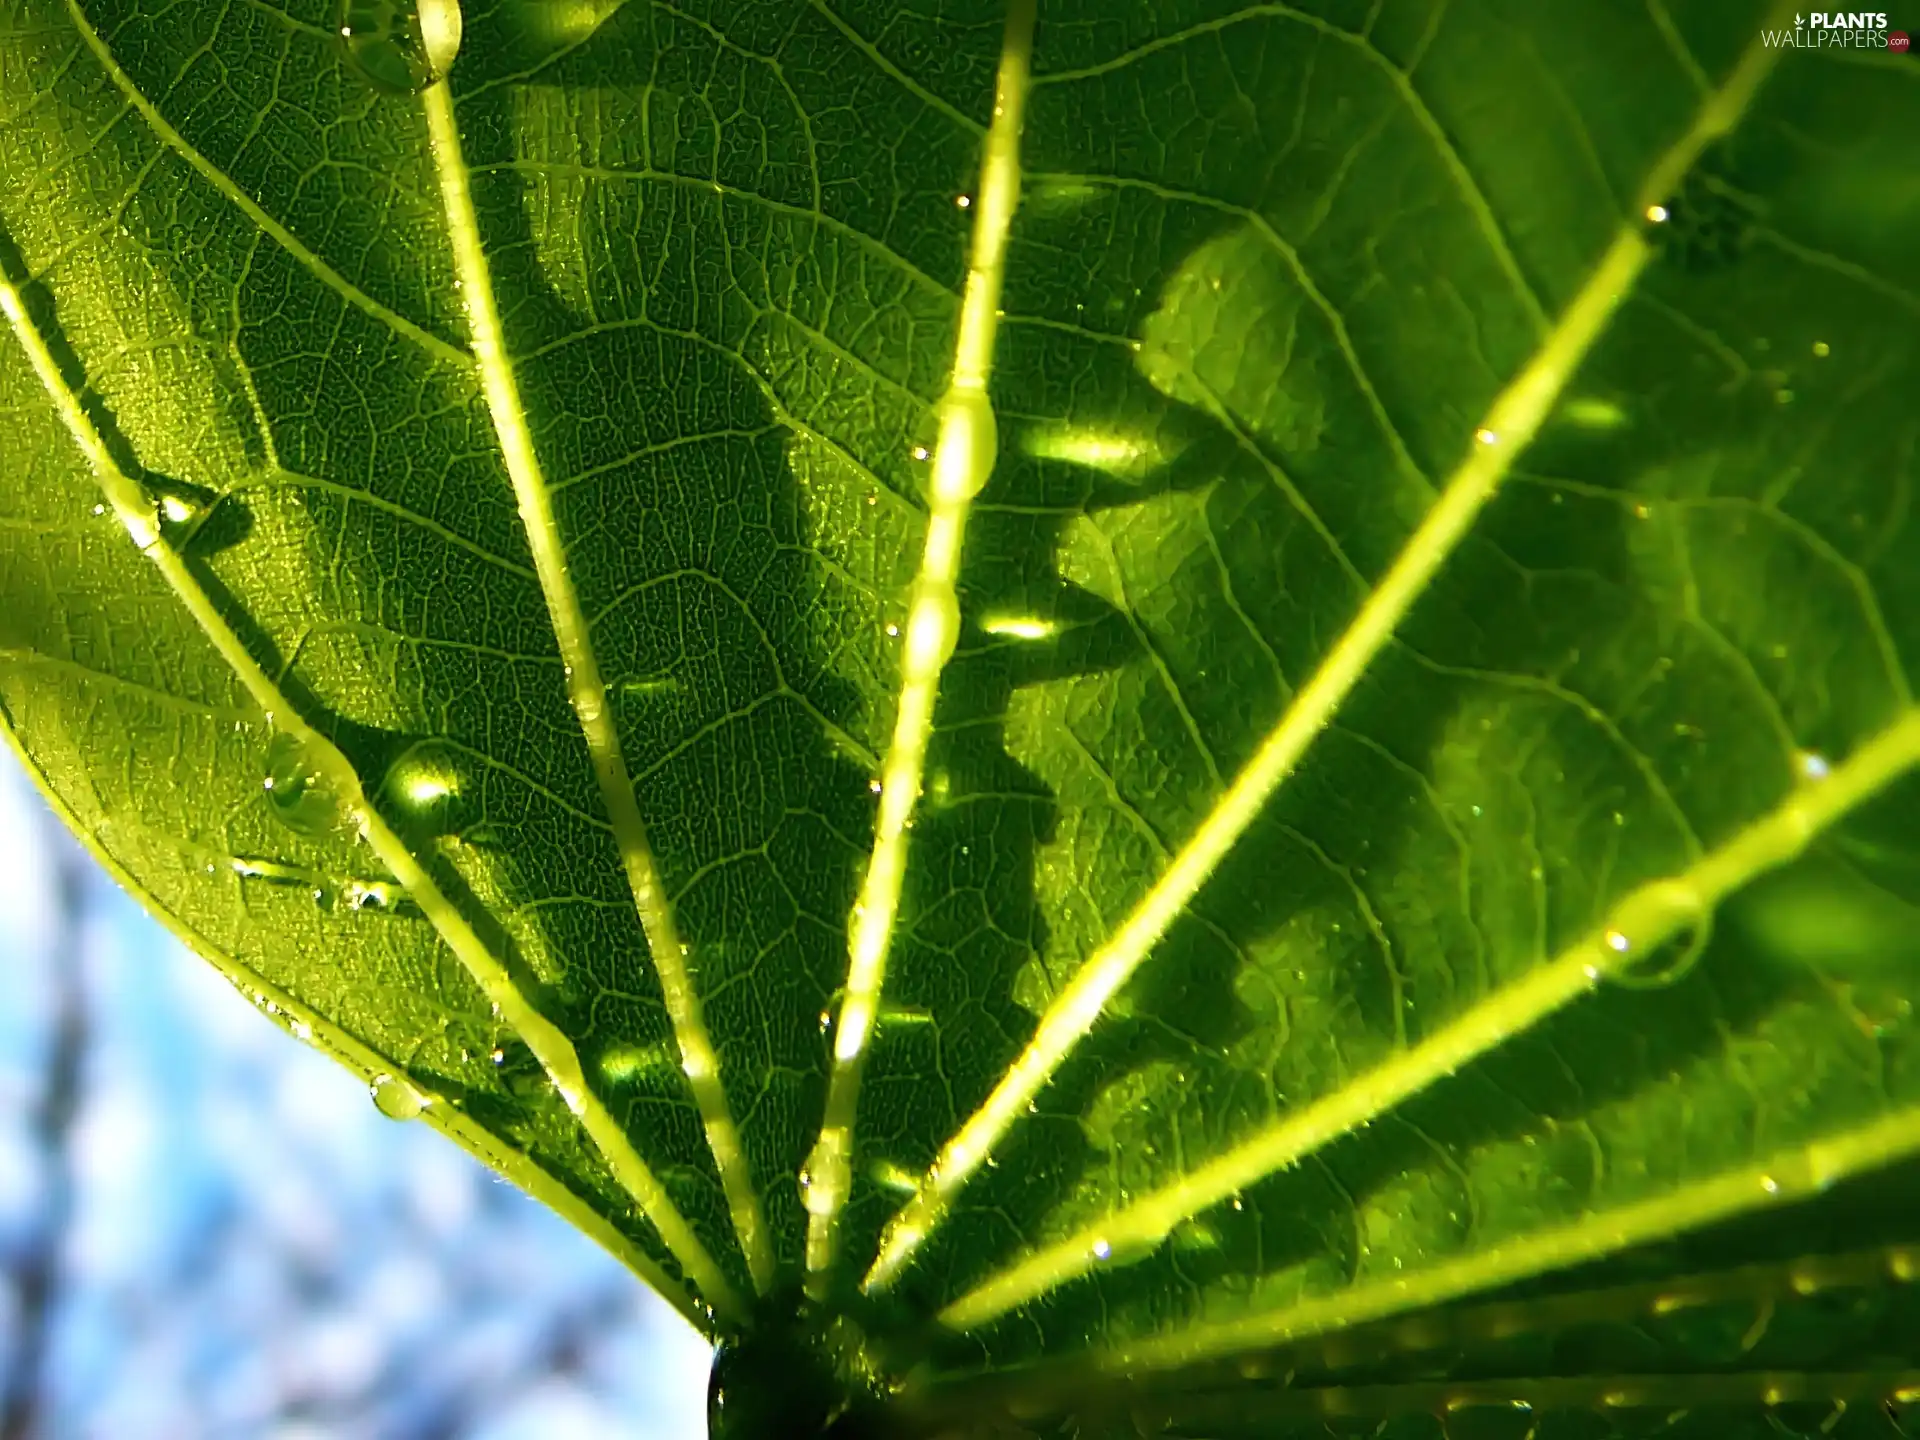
3 0 1919 1434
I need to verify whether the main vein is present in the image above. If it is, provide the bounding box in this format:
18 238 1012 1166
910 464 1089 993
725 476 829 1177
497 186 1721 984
0 757 710 1330
0 267 744 1324
862 13 1789 1294
802 0 1038 1291
937 704 1920 1329
1100 1098 1920 1376
416 52 773 1291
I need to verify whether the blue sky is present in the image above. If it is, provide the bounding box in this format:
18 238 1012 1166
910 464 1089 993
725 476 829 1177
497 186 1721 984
0 752 710 1439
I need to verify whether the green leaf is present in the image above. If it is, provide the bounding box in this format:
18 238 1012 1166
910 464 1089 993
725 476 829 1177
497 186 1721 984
3 0 1918 1434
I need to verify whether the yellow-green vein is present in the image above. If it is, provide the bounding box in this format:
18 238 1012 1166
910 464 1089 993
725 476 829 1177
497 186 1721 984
1100 1097 1920 1375
803 0 1038 1292
0 721 712 1330
0 263 745 1323
937 703 1920 1329
415 3 774 1295
1127 1370 1920 1433
863 13 1794 1294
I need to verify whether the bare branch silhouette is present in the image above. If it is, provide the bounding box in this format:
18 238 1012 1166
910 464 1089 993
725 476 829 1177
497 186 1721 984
1 825 89 1440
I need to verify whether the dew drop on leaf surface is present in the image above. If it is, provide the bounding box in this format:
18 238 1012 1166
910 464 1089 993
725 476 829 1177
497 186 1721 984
380 737 474 839
6 1 1920 1433
261 731 341 837
369 1071 425 1121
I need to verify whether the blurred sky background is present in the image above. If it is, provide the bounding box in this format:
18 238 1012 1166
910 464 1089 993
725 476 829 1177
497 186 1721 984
0 750 710 1439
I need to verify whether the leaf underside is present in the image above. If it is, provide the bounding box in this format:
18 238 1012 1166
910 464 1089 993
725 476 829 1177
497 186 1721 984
3 1 1919 1435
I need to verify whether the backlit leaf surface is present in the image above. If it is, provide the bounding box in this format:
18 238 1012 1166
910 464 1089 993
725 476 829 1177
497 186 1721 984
3 1 1918 1433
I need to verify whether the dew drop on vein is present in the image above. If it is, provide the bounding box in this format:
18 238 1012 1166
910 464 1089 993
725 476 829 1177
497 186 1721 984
798 1136 849 1218
1088 1228 1164 1267
1603 882 1712 991
370 1072 426 1121
142 475 216 542
903 582 960 675
927 388 998 505
262 731 343 838
337 0 462 95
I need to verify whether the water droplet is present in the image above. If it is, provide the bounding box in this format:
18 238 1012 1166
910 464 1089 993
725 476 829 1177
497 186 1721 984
955 193 972 209
1087 1229 1163 1267
902 581 959 675
981 613 1057 642
262 731 342 837
338 0 461 95
1812 340 1831 358
370 1072 425 1120
928 388 998 504
118 499 162 550
382 738 472 835
1605 881 1712 989
1795 749 1831 781
799 1136 848 1217
343 879 416 916
229 854 315 890
145 475 216 539
1474 427 1499 446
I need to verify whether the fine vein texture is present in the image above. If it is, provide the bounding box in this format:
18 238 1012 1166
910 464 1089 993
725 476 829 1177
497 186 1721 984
418 34 773 1296
0 266 743 1322
1106 1100 1920 1375
865 7 1789 1294
804 0 1037 1291
939 703 1920 1329
4 0 1920 1432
